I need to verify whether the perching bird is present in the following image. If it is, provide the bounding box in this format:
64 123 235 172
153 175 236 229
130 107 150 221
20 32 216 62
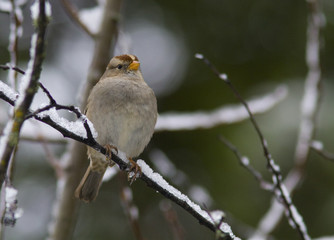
75 54 157 202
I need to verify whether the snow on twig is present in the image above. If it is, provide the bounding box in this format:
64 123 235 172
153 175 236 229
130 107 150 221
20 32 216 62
155 85 287 131
138 160 239 239
0 81 240 240
310 140 334 162
196 54 311 240
218 136 274 191
250 0 325 238
0 0 49 187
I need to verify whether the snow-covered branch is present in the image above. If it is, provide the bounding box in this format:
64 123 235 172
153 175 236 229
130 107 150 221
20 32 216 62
219 136 274 191
250 1 325 239
196 54 311 240
310 140 334 162
155 85 287 132
7 0 23 89
1 81 287 143
0 76 240 239
0 0 50 187
47 1 123 239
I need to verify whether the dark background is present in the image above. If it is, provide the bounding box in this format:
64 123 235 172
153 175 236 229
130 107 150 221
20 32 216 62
0 0 334 239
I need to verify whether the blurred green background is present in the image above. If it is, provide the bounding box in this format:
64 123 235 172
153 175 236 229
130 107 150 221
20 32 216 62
1 0 334 239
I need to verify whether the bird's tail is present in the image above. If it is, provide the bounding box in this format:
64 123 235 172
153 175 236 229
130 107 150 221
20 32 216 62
75 165 106 203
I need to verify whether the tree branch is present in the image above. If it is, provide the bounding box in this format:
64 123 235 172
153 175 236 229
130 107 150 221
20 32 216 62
310 140 334 162
7 0 23 89
250 0 325 238
0 0 49 188
219 136 274 191
196 54 311 240
60 0 95 38
155 85 287 132
47 1 123 239
0 80 239 240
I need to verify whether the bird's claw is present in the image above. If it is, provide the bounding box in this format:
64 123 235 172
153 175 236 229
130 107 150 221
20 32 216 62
127 158 141 185
105 144 118 167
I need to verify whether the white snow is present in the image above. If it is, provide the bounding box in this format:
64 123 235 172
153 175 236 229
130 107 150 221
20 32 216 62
0 0 27 12
0 80 18 101
150 149 177 178
311 140 323 150
5 186 18 204
289 205 309 238
30 0 52 20
219 73 228 81
5 186 24 219
36 107 97 139
0 119 13 159
314 237 334 240
241 156 249 166
194 53 204 59
280 185 292 204
155 85 288 131
150 149 187 186
209 210 225 224
116 150 128 163
0 0 11 12
16 33 36 106
137 160 237 238
269 159 281 173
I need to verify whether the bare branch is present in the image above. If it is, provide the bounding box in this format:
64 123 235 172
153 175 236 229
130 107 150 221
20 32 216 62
0 64 25 75
40 138 63 178
160 200 185 240
60 0 95 37
119 185 145 240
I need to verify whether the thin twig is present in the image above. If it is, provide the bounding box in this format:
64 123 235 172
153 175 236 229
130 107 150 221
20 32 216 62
160 200 185 240
0 0 49 188
119 184 145 240
218 135 274 191
47 1 122 239
60 0 95 38
40 137 63 178
0 65 25 75
196 54 311 240
250 0 324 238
0 81 238 240
19 135 67 144
310 140 334 162
8 0 23 89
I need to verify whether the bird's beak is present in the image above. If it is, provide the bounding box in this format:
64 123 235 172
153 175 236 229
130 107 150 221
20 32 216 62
128 61 140 71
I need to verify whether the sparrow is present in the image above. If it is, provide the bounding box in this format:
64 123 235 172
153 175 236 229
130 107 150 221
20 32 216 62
75 54 158 202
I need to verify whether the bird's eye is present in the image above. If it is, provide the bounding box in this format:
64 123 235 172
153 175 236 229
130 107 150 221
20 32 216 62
117 64 123 69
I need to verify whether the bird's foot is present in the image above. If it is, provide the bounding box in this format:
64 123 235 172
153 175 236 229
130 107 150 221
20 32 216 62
127 158 141 185
105 144 118 167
